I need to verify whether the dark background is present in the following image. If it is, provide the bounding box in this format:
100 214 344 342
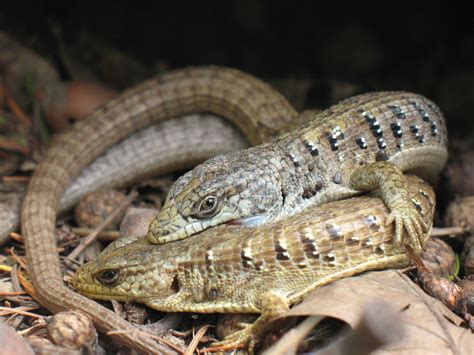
1 1 473 136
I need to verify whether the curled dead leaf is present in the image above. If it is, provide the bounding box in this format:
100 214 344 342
265 270 472 354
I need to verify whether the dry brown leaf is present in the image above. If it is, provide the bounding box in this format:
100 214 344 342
268 270 473 355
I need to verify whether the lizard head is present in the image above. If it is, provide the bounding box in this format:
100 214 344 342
147 147 284 244
72 237 177 302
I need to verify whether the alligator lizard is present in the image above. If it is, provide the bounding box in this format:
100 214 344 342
21 66 297 353
149 92 448 253
73 175 436 350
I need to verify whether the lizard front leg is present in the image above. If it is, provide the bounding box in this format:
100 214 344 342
211 291 290 353
349 161 428 253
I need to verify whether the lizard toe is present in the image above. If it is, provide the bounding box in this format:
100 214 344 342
387 208 424 253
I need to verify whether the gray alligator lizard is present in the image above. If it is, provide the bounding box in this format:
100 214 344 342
21 66 297 353
149 92 448 253
73 175 435 350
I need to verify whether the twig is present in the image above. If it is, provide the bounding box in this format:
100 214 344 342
431 226 466 238
2 175 30 183
16 267 39 302
0 137 29 154
71 227 120 241
3 86 31 128
185 325 212 355
65 190 137 262
8 232 23 243
0 265 13 272
0 291 26 296
6 248 28 270
0 306 43 319
18 322 47 336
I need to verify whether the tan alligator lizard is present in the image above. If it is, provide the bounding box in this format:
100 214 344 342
73 175 436 350
21 66 297 353
149 92 448 252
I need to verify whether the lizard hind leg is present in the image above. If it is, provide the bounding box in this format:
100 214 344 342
210 290 290 353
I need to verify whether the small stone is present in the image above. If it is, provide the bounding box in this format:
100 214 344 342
74 190 128 230
461 236 474 277
443 148 474 197
444 196 474 230
120 208 159 238
47 311 97 351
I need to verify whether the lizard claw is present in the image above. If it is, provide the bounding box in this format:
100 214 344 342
386 203 429 253
211 322 257 353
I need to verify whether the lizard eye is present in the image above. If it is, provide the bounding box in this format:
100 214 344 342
98 269 120 286
195 195 220 219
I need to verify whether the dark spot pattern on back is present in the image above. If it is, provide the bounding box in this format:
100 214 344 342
411 198 423 215
411 101 431 122
323 254 336 264
299 233 320 259
326 127 344 152
304 140 319 156
356 137 367 149
390 122 403 138
370 120 383 138
410 124 420 137
364 215 380 231
325 224 343 239
377 137 387 149
346 236 360 247
388 105 406 119
418 189 432 206
274 239 290 261
374 246 385 255
302 183 323 199
287 153 300 167
241 248 253 269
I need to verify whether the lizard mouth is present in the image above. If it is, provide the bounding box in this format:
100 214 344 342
226 215 269 227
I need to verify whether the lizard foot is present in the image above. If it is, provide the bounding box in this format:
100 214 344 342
210 291 289 353
386 201 428 253
211 322 257 353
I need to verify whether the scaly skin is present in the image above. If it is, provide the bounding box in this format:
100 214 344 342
1 114 248 244
149 92 448 253
73 175 436 350
21 66 297 354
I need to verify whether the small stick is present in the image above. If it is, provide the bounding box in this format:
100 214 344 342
2 175 29 183
0 306 43 319
185 325 212 355
2 86 31 127
0 137 29 154
430 226 466 238
0 291 26 296
71 227 120 241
